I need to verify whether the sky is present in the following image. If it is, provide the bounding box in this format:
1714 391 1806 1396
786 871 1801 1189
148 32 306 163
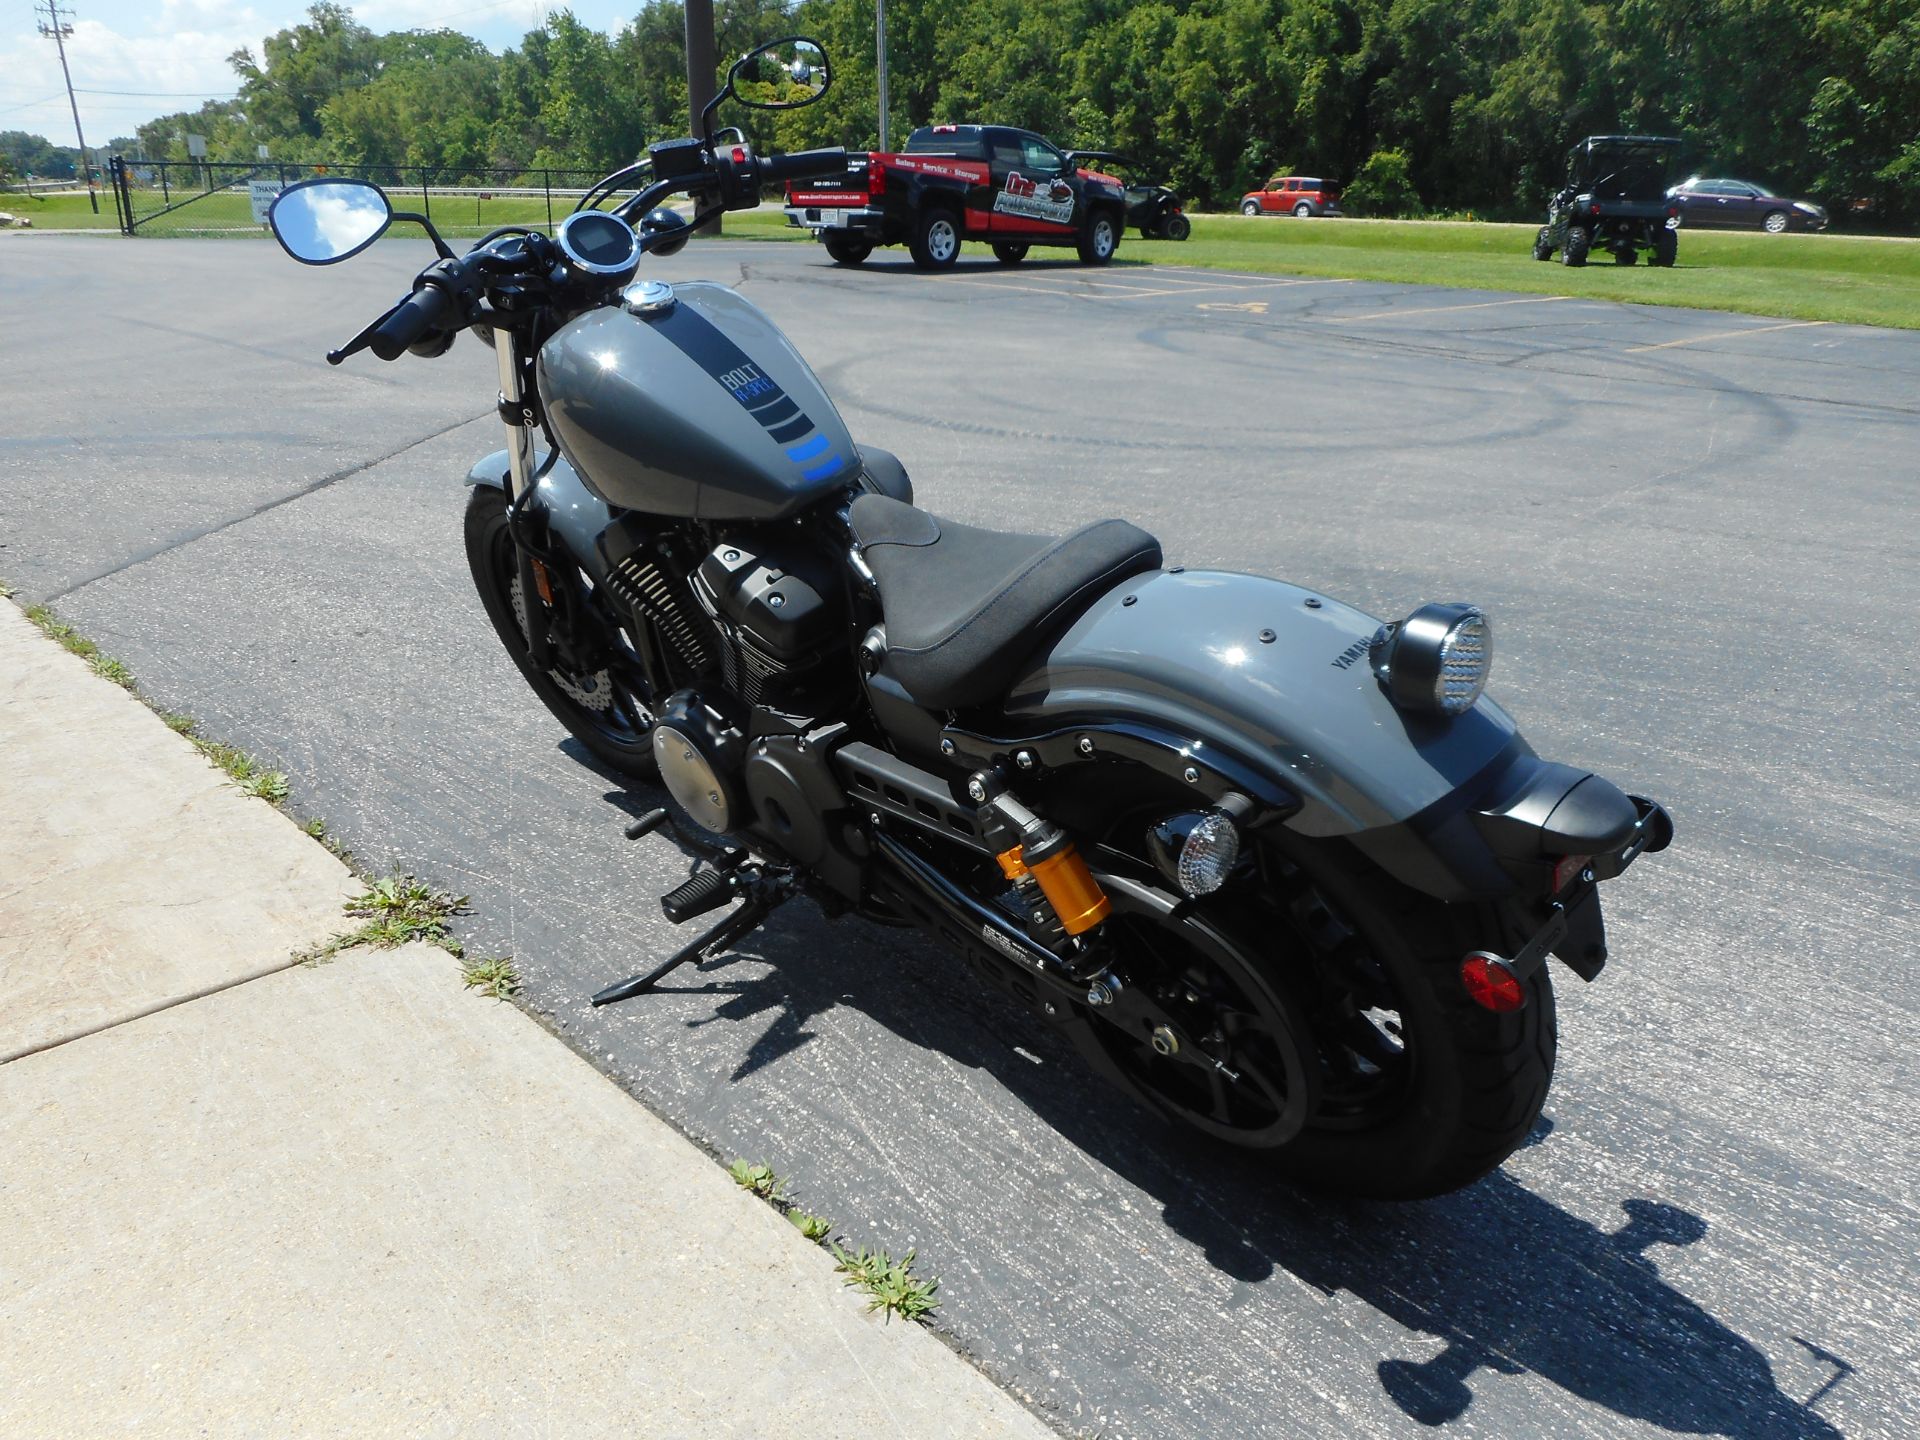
1 0 638 149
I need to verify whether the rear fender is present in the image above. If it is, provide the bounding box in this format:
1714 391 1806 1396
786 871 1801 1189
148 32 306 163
996 569 1539 900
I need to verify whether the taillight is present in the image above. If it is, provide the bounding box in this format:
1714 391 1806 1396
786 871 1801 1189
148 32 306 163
1590 202 1602 216
868 156 885 195
1551 854 1593 896
1460 952 1526 1012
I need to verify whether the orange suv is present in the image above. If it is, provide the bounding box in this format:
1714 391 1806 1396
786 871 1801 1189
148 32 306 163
1240 176 1341 217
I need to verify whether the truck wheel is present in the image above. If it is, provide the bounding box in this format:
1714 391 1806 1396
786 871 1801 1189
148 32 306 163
909 208 962 269
1293 202 1313 217
1532 226 1553 261
823 234 872 266
991 242 1028 265
1763 210 1788 234
1560 225 1590 268
1241 200 1261 217
1651 230 1678 268
1164 213 1192 242
1078 210 1119 265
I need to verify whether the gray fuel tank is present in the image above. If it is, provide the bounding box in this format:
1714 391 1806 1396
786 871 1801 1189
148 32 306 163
538 281 858 520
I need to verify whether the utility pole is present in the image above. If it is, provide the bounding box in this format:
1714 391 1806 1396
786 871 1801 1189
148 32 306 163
876 0 890 151
36 0 97 214
684 0 719 235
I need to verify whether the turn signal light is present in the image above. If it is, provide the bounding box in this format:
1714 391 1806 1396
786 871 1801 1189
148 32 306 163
1461 952 1527 1012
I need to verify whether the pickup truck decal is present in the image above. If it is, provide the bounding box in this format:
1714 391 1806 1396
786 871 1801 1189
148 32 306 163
994 172 1075 226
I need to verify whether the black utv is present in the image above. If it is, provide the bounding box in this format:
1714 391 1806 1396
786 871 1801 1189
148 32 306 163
1068 152 1191 240
1534 135 1683 268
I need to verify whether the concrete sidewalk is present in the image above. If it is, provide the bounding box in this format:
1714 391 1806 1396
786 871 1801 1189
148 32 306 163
0 600 1050 1438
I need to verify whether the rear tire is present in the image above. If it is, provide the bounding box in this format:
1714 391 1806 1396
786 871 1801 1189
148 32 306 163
909 207 962 269
1532 226 1553 261
1293 202 1313 217
823 234 872 265
464 487 658 781
1651 230 1678 267
991 242 1028 265
1560 225 1590 267
1614 247 1638 265
1077 209 1119 265
1071 833 1556 1199
1164 213 1191 242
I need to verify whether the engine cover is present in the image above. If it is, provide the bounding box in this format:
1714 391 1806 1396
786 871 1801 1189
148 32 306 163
652 690 749 833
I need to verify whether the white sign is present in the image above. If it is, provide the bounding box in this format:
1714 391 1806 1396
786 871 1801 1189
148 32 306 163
185 133 207 158
248 179 283 224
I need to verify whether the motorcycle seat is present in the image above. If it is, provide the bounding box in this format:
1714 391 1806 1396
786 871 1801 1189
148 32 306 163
850 494 1161 709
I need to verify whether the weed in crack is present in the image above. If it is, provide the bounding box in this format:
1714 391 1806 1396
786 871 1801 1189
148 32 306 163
829 1244 939 1324
299 873 468 965
461 956 519 1000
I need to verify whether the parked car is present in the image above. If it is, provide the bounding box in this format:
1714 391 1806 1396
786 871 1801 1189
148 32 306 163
1667 177 1828 233
1065 152 1190 240
1240 176 1341 217
1533 135 1682 268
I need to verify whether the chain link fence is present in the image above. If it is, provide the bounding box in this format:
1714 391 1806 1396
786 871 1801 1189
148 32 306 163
110 159 619 238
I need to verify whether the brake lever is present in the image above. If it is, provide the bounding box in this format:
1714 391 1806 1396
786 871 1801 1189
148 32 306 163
327 296 408 365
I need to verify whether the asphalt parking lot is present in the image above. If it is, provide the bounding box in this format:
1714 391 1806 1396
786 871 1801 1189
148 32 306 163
4 233 1916 1439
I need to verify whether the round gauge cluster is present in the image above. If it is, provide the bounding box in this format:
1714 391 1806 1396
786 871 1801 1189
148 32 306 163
556 210 643 280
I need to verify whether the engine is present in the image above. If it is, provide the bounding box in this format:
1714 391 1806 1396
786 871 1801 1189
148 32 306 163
600 518 854 840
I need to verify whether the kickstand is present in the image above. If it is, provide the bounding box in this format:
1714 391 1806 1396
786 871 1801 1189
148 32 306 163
590 872 790 1007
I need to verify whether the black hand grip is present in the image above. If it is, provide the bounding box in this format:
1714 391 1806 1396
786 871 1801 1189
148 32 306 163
369 281 459 361
757 147 850 186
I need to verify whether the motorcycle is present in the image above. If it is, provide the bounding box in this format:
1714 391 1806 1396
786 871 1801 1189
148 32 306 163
266 37 1671 1199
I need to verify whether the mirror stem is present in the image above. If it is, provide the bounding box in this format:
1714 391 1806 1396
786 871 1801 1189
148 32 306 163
392 209 456 260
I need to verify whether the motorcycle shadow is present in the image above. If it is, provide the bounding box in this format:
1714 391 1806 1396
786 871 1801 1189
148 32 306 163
589 780 1846 1436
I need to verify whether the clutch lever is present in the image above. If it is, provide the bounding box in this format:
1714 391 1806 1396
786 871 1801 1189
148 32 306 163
327 296 407 365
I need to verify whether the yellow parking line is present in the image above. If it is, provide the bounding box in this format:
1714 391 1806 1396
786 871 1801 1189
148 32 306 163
1336 295 1572 323
1624 320 1827 352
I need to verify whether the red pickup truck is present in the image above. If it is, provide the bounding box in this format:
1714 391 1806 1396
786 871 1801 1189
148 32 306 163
784 123 1130 268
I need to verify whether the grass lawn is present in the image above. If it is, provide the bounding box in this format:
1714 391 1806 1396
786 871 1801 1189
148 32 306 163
16 189 1917 329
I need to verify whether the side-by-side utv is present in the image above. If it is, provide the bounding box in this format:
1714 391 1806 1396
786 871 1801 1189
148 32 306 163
1534 136 1683 268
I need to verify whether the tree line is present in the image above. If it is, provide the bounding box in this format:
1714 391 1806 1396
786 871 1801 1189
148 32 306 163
67 0 1920 224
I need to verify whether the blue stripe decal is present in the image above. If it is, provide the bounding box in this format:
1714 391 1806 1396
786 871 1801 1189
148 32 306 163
800 454 845 481
785 434 831 464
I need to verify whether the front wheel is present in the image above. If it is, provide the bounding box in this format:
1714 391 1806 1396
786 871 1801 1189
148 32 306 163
1560 225 1590 267
1078 210 1119 265
1651 230 1678 267
1070 835 1555 1198
1763 209 1789 234
1532 226 1554 261
1240 199 1262 217
463 486 658 780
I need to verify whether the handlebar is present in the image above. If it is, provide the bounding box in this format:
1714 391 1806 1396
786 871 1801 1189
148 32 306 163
755 146 849 186
370 278 462 361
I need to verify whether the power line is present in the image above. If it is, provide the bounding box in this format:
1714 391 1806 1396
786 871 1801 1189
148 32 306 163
73 88 241 98
35 0 96 213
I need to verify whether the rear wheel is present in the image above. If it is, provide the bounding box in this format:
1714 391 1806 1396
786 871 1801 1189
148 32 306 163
991 242 1028 265
1293 202 1313 217
1164 213 1192 242
1614 247 1638 265
1532 226 1554 261
1070 833 1555 1198
1078 209 1119 265
1651 229 1678 267
909 207 962 269
464 486 658 780
823 234 872 265
1560 225 1590 267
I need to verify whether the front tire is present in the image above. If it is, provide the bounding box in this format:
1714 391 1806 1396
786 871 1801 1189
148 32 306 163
1561 225 1590 267
1532 226 1554 261
909 207 962 269
464 487 658 781
1078 209 1119 265
1651 229 1678 267
1763 209 1789 234
1240 200 1261 217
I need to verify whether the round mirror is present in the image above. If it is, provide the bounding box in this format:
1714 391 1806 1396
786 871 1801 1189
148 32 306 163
268 178 393 265
730 37 831 110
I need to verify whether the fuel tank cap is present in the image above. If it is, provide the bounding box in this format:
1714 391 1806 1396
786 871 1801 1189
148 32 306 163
621 279 676 316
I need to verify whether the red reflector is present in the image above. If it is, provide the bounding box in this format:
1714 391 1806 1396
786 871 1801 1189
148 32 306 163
1590 202 1601 215
1461 952 1526 1012
1551 853 1594 896
731 146 747 163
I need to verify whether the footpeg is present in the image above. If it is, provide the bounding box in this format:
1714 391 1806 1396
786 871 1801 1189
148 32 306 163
623 807 670 840
590 866 794 1007
661 869 735 924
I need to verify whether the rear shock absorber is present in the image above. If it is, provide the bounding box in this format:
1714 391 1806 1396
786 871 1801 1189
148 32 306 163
971 771 1112 942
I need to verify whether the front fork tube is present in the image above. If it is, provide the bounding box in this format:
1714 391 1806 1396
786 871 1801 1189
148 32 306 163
496 330 554 670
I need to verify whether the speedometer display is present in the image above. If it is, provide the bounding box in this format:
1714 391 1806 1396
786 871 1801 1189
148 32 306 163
558 211 642 277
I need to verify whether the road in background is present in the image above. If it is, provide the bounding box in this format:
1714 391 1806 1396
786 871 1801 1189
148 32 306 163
4 237 1915 1438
